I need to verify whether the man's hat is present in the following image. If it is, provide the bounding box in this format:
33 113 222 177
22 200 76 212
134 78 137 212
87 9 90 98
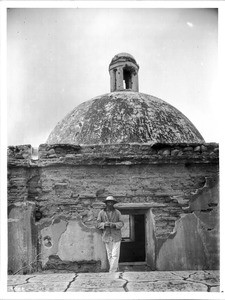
103 196 119 203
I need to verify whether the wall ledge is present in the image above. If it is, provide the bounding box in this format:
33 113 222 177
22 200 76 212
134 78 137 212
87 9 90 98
8 142 219 167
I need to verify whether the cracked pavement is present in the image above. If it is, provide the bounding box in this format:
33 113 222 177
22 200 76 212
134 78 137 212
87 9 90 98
8 270 219 292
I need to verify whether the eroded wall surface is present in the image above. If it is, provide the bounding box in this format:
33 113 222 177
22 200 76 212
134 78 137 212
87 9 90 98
8 201 37 274
8 143 219 273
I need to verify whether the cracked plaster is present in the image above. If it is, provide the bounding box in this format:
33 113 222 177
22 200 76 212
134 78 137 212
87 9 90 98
14 281 69 292
8 270 219 292
41 219 68 266
126 280 208 292
40 218 107 270
8 142 219 273
156 210 218 270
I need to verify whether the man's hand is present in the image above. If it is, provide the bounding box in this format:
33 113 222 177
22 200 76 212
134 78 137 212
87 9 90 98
104 222 116 228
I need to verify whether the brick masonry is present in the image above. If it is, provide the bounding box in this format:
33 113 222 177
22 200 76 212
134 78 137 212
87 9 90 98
7 142 219 274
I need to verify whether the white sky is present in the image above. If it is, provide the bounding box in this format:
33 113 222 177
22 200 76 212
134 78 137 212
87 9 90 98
7 8 219 147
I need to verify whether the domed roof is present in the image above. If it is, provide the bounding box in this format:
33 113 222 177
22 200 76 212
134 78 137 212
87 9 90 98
110 53 137 65
47 91 204 145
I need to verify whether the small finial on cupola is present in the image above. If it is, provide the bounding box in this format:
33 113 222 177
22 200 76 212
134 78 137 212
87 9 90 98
109 53 139 92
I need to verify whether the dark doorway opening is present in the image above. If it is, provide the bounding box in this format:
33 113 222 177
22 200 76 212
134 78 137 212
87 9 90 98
119 213 146 263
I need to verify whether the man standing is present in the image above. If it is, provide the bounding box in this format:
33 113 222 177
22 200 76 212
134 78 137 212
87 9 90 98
97 196 124 273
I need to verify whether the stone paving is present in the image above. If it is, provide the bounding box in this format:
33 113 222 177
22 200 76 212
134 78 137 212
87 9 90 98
7 270 220 292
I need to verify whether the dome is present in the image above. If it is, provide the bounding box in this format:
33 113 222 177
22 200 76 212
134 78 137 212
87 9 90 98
110 53 137 65
47 53 204 145
47 91 204 145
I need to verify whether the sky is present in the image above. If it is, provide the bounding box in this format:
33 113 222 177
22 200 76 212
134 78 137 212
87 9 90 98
7 7 219 147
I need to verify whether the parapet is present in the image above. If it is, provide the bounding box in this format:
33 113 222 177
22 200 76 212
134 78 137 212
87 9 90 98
7 143 219 167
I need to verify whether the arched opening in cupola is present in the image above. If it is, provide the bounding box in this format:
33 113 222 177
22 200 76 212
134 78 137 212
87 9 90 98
123 68 133 90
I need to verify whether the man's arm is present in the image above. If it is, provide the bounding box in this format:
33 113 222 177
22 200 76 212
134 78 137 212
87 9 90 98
96 210 109 230
111 210 124 229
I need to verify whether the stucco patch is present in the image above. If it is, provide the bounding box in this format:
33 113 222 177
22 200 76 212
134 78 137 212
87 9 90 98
156 213 209 270
57 220 103 261
41 219 68 266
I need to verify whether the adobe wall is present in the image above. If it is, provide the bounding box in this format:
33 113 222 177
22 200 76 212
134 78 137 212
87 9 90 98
8 143 219 274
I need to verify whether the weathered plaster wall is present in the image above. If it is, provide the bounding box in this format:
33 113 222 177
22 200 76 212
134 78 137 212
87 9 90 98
156 178 219 270
8 143 219 273
39 218 107 272
8 201 37 274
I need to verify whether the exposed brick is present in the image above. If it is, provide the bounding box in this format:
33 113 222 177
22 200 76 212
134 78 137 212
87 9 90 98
7 142 219 273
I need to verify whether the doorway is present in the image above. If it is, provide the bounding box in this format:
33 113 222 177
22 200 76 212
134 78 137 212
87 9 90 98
119 210 146 264
116 205 156 270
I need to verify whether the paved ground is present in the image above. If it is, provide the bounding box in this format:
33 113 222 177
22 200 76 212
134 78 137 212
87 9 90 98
8 270 219 292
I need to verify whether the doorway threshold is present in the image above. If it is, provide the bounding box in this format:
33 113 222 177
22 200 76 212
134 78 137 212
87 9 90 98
119 261 146 266
119 262 152 272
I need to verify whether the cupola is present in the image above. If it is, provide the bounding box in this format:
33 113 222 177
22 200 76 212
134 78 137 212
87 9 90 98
109 52 139 92
46 53 204 145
